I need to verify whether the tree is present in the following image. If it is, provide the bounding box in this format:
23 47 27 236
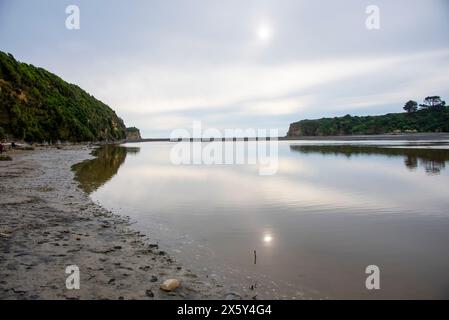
419 96 446 110
403 100 418 113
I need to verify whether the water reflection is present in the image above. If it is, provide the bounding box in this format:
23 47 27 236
262 233 273 245
72 145 140 193
290 144 449 175
77 141 449 299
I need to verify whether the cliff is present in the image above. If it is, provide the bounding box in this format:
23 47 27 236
126 127 142 140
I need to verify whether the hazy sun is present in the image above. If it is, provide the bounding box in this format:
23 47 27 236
256 24 273 43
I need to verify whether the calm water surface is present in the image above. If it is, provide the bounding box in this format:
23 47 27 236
74 141 449 299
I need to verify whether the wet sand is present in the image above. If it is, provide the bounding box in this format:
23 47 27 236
0 146 226 299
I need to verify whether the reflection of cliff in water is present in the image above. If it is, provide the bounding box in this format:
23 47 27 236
290 144 449 175
72 145 140 194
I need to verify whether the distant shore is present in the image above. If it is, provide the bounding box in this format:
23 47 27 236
124 132 449 143
0 146 225 299
281 132 449 141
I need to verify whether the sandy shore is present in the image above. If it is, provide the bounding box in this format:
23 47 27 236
0 146 226 299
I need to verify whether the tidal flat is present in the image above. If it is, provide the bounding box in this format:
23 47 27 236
0 146 227 299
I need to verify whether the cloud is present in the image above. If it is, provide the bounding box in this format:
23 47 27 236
81 56 397 114
72 49 449 137
2 0 449 137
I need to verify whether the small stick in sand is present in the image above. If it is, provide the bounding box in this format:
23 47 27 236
254 250 257 265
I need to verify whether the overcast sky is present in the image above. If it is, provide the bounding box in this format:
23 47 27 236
1 0 448 137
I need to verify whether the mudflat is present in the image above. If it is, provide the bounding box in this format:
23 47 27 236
0 146 225 299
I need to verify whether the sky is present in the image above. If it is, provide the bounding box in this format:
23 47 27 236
1 0 449 137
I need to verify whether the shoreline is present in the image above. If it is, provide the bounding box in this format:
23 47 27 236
0 146 225 299
123 132 449 143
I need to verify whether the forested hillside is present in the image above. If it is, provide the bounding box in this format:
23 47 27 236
288 98 449 137
0 51 127 142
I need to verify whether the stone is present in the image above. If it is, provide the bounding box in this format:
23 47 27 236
225 292 242 300
160 279 180 292
145 289 154 297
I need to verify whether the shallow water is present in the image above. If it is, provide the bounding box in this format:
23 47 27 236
74 141 449 299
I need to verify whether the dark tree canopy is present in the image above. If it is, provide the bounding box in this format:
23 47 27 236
403 100 418 113
419 96 446 110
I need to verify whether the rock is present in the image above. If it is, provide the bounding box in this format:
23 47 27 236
160 279 180 292
126 127 142 141
145 289 154 297
150 275 158 282
225 292 242 300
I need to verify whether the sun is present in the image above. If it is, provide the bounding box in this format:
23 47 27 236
256 24 273 43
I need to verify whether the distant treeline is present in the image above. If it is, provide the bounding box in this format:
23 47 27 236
287 97 449 136
0 51 127 142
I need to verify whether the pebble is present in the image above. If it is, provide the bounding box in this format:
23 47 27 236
160 279 180 292
225 292 242 300
145 289 154 297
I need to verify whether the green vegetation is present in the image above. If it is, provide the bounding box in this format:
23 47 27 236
0 51 128 142
403 100 418 113
126 126 140 134
288 96 449 136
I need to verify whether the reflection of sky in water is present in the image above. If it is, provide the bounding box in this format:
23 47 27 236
83 141 449 299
